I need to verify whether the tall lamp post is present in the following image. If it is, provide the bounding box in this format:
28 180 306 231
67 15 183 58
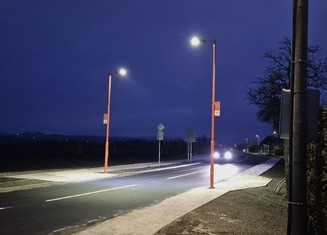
104 68 127 173
191 36 217 188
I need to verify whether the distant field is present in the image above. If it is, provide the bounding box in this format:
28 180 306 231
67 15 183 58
0 134 210 172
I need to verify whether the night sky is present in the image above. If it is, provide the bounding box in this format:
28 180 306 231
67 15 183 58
1 0 327 144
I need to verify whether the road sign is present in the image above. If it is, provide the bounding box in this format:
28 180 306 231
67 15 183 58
103 114 108 124
157 131 164 141
156 123 164 166
214 101 220 117
185 128 196 143
157 123 164 131
185 128 196 163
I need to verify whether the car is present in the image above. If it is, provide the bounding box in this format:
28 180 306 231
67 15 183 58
213 148 233 160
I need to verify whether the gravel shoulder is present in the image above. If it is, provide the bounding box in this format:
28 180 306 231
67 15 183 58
155 158 287 235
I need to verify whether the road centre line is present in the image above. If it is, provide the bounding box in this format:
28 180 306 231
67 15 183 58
46 184 137 202
166 169 207 180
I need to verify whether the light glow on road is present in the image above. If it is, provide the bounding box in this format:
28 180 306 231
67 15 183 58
46 184 138 202
215 164 239 179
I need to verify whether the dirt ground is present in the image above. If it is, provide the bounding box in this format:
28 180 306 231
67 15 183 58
155 159 287 235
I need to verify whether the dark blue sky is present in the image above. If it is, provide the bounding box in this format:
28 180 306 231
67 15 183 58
1 0 326 144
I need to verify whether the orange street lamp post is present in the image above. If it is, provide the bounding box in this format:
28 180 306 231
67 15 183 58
191 36 217 188
104 68 127 173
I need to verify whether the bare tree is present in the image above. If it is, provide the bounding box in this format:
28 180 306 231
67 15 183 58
245 37 327 131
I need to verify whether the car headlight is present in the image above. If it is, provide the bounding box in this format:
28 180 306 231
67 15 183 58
224 151 232 159
213 151 220 159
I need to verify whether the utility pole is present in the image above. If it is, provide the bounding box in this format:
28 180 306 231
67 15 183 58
289 0 308 234
287 0 297 233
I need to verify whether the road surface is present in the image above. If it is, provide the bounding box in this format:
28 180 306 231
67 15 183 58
0 152 269 234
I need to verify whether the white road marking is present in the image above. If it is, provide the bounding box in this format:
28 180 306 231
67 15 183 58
236 154 249 163
0 206 13 210
166 169 207 180
46 184 138 202
136 162 201 174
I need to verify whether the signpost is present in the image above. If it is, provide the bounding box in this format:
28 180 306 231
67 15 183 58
185 128 196 163
157 123 164 166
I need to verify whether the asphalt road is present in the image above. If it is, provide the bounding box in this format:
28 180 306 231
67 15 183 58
0 152 268 235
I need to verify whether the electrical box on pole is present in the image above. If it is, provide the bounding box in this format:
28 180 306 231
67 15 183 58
279 89 320 141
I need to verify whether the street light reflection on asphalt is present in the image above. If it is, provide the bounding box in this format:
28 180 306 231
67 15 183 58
214 164 240 180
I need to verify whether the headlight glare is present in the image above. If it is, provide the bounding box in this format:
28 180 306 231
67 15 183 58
213 152 220 159
224 151 232 159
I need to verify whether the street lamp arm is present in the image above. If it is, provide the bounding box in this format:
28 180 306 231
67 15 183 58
191 36 216 47
108 68 127 77
202 39 216 44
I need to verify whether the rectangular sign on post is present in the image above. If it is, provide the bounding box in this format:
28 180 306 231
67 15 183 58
103 114 108 124
157 131 164 141
214 101 221 117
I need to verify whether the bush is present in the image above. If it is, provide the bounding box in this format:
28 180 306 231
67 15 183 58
283 107 327 234
307 108 327 234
